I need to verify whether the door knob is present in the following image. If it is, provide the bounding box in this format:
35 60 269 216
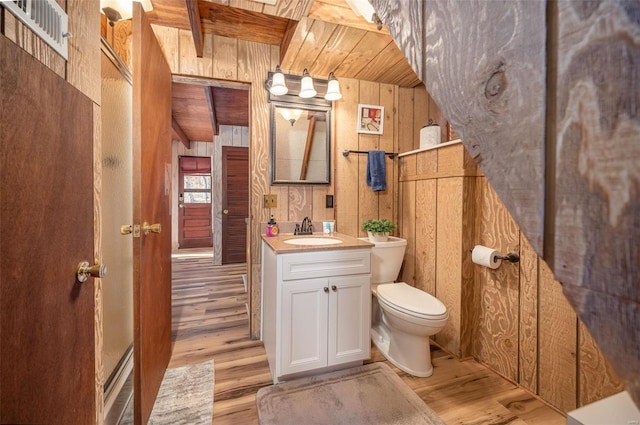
178 204 185 209
223 209 229 215
323 287 329 293
143 222 161 235
77 261 107 283
331 285 337 292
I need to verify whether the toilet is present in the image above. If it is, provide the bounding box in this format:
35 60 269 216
362 236 448 377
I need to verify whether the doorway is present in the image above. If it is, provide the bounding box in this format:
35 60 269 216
178 156 213 249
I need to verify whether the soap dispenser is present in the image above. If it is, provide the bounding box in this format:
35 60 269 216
266 215 279 237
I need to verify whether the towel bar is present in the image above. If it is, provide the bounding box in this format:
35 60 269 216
342 149 397 158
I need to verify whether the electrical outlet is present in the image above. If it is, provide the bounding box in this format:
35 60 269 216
263 194 277 209
326 195 334 208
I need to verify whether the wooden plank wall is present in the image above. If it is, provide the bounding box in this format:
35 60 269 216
2 2 103 423
399 144 624 412
373 0 640 408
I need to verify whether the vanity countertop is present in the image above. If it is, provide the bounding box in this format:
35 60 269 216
262 232 373 253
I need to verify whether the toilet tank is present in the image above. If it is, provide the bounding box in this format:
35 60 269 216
359 236 407 284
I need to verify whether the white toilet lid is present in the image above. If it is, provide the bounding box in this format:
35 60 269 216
377 282 447 319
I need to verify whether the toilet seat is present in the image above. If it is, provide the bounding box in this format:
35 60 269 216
377 282 447 320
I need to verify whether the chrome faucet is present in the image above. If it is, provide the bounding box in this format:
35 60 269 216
294 217 313 235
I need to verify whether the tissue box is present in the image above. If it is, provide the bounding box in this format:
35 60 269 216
420 125 440 149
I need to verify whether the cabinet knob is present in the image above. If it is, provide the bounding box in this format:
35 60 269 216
324 287 329 293
331 285 337 292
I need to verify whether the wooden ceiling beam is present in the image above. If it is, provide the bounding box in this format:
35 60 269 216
172 116 191 149
186 0 204 57
204 86 219 137
198 1 292 45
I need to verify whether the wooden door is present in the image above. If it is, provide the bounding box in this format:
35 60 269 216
222 146 249 263
178 156 213 248
0 35 98 424
132 5 173 425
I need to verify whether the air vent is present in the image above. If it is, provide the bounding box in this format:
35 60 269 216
2 0 69 60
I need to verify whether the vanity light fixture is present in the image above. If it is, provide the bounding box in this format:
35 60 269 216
298 69 317 99
269 65 288 96
266 66 342 101
324 72 342 101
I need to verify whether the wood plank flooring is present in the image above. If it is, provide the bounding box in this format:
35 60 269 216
170 252 566 425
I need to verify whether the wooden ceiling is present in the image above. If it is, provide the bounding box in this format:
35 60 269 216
146 0 421 144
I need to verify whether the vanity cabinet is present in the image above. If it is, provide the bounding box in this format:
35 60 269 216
262 243 371 383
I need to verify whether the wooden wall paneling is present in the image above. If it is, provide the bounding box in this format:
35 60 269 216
553 0 640 407
473 179 520 381
459 176 479 358
151 25 180 74
242 40 273 338
335 77 360 237
334 31 392 78
280 17 311 70
288 186 313 222
416 148 437 176
2 9 66 78
518 233 539 394
112 20 133 70
399 181 416 286
269 186 290 222
262 0 314 21
213 35 238 80
66 0 101 104
411 0 547 254
308 26 366 78
578 322 624 407
291 20 337 74
230 0 262 12
312 187 333 222
354 42 406 83
178 29 213 77
434 177 463 356
397 88 415 154
412 86 429 151
357 81 381 235
437 144 465 175
538 259 577 412
414 179 436 296
378 83 396 222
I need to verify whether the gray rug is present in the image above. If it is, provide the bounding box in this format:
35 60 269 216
256 363 445 425
118 359 214 425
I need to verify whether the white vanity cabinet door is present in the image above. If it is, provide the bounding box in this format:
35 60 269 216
328 275 371 365
280 278 329 376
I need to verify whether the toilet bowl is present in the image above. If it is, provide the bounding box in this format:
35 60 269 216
361 236 448 377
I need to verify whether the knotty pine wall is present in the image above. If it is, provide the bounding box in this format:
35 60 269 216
2 2 103 422
398 143 624 413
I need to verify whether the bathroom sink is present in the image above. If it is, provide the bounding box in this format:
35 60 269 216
284 237 343 246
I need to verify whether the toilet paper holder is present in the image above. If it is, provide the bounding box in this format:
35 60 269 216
469 249 520 263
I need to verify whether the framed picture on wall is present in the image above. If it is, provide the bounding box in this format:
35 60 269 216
357 104 384 135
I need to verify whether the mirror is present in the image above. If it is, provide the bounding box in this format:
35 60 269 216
270 101 331 184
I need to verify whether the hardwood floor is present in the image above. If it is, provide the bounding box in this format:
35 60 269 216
169 253 566 425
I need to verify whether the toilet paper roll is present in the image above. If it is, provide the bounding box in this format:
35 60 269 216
420 125 440 149
471 245 502 269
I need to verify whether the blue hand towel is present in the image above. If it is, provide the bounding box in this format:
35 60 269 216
366 150 387 192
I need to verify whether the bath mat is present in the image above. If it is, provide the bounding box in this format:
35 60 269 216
256 362 445 425
119 359 214 425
